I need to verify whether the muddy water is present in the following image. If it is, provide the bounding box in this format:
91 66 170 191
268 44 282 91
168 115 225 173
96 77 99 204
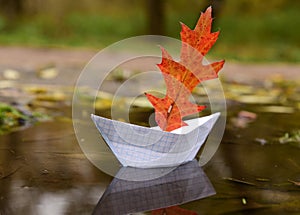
201 108 300 215
0 82 300 215
0 118 112 214
0 106 300 214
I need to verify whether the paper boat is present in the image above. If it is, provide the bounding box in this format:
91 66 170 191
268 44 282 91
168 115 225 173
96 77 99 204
91 112 220 168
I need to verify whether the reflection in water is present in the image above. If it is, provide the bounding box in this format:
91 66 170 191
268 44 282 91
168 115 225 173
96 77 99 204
151 206 198 214
93 159 215 214
0 121 111 215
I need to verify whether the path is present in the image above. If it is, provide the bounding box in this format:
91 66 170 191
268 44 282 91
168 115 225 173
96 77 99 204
0 46 299 86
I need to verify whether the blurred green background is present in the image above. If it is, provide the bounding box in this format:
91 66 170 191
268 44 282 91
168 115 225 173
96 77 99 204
0 0 299 62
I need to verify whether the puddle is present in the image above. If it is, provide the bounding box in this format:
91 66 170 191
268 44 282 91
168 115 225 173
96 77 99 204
0 79 300 214
0 119 112 214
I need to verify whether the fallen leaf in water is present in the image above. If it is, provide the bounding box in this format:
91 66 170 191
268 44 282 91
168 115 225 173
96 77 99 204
226 83 254 95
94 98 112 110
37 66 59 79
233 95 278 104
231 111 257 128
2 69 20 80
238 110 257 119
255 138 268 145
36 92 67 102
288 180 300 186
256 105 294 114
24 86 48 94
279 130 300 144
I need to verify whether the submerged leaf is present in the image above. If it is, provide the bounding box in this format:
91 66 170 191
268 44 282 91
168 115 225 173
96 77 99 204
279 130 300 144
257 106 294 114
231 110 257 128
288 180 300 186
37 66 59 79
2 69 20 80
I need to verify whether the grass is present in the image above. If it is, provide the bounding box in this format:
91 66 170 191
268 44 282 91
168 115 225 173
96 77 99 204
0 102 28 134
0 1 299 62
210 8 300 62
0 14 140 47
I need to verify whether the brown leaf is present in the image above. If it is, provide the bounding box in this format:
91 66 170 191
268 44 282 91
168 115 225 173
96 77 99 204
288 180 300 186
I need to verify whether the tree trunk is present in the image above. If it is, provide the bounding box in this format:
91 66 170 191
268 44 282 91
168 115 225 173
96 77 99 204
146 0 165 35
0 0 24 21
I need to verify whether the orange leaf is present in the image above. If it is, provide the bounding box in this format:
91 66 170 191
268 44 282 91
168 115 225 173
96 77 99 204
146 6 224 131
151 206 198 215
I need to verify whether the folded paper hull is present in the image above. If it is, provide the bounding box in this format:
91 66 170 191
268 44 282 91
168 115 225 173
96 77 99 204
91 112 220 168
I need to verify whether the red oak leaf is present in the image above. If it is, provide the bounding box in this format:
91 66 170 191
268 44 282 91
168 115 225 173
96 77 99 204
151 206 198 215
145 6 224 132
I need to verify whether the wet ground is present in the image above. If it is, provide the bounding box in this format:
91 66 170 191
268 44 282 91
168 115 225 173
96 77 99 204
0 47 300 214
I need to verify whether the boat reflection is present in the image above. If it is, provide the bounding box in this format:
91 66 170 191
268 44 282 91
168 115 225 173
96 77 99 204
92 159 215 215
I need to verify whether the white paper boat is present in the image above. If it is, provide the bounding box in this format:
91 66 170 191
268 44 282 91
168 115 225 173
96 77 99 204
91 112 220 168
